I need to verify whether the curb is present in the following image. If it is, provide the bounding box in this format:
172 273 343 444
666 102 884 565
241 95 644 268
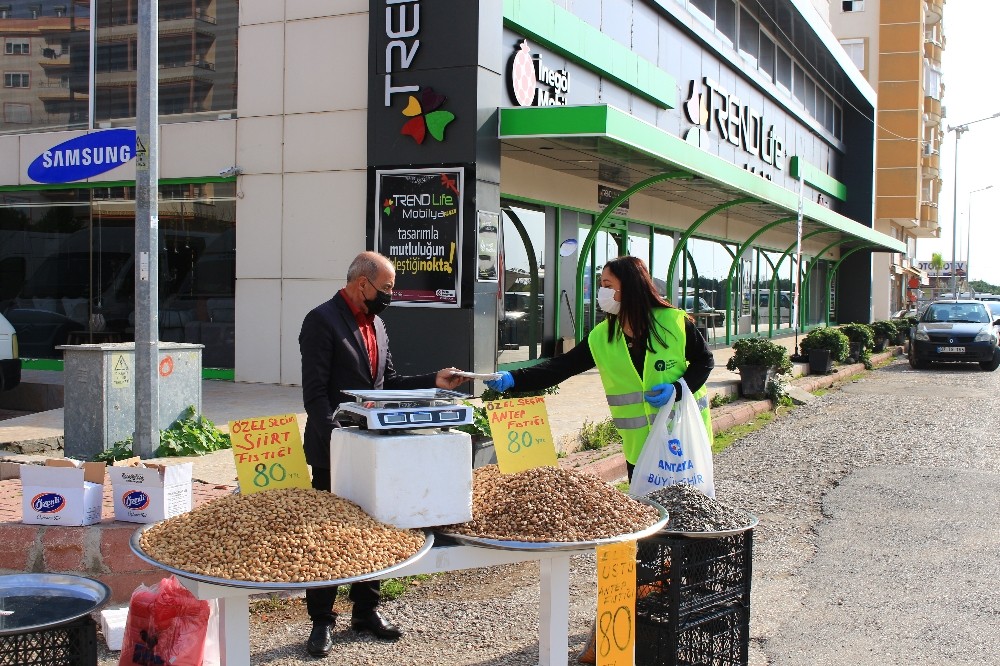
573 348 902 484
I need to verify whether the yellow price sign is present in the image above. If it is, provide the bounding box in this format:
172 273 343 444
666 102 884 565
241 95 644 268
596 540 637 666
228 414 311 494
484 396 558 474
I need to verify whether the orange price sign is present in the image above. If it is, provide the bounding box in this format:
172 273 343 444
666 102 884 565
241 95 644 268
484 396 558 474
596 540 637 666
228 414 311 494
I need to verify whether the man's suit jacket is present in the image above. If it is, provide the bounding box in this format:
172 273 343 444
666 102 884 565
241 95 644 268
299 291 434 468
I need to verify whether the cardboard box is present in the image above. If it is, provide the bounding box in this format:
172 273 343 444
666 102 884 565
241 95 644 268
20 459 106 526
108 461 193 523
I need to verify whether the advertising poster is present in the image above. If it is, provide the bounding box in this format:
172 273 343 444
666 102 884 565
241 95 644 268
375 168 464 306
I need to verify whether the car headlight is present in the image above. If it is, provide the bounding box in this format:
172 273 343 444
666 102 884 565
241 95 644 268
974 326 993 342
914 327 930 341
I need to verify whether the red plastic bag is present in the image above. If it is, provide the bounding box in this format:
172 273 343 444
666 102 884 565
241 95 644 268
119 575 211 666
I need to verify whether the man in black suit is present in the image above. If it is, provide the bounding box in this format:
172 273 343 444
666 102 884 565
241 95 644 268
299 251 465 657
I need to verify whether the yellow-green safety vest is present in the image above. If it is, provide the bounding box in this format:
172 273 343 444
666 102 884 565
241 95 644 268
588 307 713 464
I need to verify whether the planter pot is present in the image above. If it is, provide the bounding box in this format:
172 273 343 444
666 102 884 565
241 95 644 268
848 342 862 361
738 365 774 399
874 338 888 352
808 349 833 374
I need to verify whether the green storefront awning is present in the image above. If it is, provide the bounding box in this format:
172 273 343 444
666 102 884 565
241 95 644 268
499 104 905 254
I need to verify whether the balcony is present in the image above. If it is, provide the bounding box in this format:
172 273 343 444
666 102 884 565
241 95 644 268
923 39 943 64
920 202 938 226
96 13 219 42
920 150 940 177
925 0 943 25
95 60 215 88
924 96 942 125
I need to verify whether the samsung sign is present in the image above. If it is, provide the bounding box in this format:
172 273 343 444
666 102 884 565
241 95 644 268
27 128 136 184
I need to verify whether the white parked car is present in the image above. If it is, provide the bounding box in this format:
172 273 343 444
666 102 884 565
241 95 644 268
0 312 22 391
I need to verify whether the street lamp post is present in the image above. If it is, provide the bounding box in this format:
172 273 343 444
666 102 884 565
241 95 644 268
966 184 993 294
948 112 1000 297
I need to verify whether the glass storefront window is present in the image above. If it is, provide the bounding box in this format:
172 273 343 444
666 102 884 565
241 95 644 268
0 0 90 134
499 204 546 363
0 181 236 366
95 0 237 123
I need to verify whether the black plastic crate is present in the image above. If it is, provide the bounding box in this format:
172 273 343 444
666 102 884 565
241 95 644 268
0 616 98 666
636 531 753 624
636 604 750 666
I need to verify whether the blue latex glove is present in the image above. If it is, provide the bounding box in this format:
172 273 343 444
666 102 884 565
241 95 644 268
485 371 514 392
645 382 675 408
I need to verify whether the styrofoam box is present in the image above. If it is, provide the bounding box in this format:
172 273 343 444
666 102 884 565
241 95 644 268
100 607 129 651
108 462 193 523
21 460 106 526
330 428 472 529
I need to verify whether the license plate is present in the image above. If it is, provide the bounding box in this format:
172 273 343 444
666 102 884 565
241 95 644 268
937 346 965 353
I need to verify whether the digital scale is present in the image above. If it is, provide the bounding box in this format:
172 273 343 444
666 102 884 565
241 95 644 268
332 389 474 431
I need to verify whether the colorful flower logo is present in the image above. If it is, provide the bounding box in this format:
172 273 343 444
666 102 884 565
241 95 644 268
382 198 395 216
400 88 455 144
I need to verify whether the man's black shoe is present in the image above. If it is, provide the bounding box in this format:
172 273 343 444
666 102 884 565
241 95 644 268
306 622 334 657
351 610 403 640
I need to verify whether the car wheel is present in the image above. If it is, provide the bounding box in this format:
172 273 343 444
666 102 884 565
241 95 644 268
979 350 1000 372
909 353 928 370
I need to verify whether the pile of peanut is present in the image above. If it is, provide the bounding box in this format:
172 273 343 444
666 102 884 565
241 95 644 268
139 488 425 583
445 465 660 542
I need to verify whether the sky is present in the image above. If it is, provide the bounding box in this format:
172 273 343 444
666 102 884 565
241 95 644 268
920 1 1000 286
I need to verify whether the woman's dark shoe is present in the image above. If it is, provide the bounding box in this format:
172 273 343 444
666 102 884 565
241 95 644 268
351 610 403 640
306 621 334 657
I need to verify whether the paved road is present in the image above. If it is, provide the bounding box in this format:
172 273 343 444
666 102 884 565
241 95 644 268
738 359 1000 666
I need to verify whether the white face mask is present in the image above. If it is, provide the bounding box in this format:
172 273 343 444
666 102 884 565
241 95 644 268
597 287 620 315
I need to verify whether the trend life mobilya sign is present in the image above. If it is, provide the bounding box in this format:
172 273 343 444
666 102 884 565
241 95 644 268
27 128 137 184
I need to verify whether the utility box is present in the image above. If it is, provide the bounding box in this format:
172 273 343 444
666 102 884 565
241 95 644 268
58 342 203 460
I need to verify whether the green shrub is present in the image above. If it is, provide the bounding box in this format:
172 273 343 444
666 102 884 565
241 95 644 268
799 327 851 362
870 320 898 342
579 417 621 451
710 393 733 408
839 323 875 351
725 336 792 374
93 406 231 462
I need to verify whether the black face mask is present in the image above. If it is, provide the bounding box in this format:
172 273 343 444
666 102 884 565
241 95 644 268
364 279 392 316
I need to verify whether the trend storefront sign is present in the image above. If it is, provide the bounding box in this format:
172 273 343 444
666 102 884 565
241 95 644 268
27 128 137 183
375 167 463 307
683 78 785 171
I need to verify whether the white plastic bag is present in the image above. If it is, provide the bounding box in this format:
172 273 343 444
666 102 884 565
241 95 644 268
629 379 715 499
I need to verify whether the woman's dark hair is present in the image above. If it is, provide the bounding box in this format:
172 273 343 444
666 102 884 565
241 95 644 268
603 256 682 351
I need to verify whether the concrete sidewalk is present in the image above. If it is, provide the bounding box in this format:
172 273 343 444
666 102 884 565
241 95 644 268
0 334 816 486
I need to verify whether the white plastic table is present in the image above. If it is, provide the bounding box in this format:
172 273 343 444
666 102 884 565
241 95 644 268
177 543 576 666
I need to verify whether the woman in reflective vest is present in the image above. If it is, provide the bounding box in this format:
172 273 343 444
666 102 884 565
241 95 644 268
486 256 714 481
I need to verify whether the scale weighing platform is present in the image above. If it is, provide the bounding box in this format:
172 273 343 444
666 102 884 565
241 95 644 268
333 388 474 430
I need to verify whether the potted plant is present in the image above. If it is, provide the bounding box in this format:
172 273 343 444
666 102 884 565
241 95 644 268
870 320 898 352
838 322 875 361
799 327 850 374
725 337 792 399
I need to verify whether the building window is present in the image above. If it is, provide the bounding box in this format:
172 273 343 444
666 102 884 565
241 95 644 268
4 40 29 55
759 32 775 80
717 0 736 44
738 7 759 61
839 38 865 71
691 0 715 22
842 0 864 11
793 64 805 106
924 62 943 100
3 102 30 123
4 72 29 88
776 47 792 91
